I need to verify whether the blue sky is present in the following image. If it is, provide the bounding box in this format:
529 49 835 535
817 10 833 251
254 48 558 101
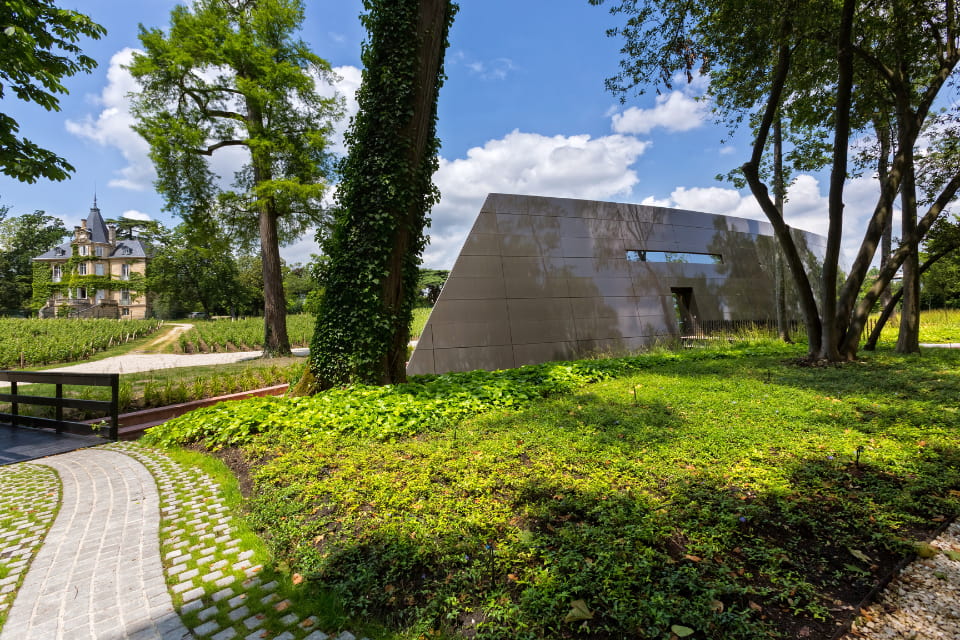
1 0 880 268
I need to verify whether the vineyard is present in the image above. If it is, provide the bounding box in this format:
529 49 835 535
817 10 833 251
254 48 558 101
175 315 315 352
0 318 162 369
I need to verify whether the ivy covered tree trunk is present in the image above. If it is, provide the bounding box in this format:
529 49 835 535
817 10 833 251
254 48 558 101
304 0 457 390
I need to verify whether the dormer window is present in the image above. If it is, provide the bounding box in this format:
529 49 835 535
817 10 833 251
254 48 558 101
54 247 65 257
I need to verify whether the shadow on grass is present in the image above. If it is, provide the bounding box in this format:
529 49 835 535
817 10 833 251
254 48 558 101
248 435 960 640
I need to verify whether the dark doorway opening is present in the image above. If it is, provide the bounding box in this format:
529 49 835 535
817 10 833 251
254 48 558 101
671 287 699 336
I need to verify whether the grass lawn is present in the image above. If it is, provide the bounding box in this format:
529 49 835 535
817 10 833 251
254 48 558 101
146 339 960 639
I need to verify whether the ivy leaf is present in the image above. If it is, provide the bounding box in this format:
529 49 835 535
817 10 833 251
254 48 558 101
564 599 593 622
943 549 960 561
848 548 871 563
671 625 695 637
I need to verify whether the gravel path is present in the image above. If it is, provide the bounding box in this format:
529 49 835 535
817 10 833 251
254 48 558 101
842 521 960 639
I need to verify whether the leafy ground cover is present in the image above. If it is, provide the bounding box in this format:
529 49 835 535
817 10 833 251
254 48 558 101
174 315 315 353
0 318 162 368
145 340 960 639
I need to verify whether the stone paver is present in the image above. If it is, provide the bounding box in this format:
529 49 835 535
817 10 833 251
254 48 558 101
0 464 60 627
108 443 369 640
0 449 190 640
0 443 370 640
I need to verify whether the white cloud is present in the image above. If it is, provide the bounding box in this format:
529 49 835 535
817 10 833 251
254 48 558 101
642 174 889 268
612 91 709 135
421 130 650 267
65 48 155 191
317 65 361 154
121 209 152 221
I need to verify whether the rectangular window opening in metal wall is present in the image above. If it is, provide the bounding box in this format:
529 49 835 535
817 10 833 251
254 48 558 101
626 250 723 264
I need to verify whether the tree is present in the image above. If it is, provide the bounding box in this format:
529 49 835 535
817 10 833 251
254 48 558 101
0 208 67 311
304 0 458 390
0 1 105 183
593 0 960 361
417 268 449 305
128 0 341 356
146 225 243 318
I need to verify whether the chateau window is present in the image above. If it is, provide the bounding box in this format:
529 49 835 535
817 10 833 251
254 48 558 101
95 246 104 257
96 289 106 301
121 263 130 280
52 265 62 282
78 245 89 256
77 287 87 299
120 288 131 305
78 263 88 276
95 263 104 276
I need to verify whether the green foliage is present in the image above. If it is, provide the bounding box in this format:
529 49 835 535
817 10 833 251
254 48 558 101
409 307 431 340
0 209 67 311
0 0 105 182
174 315 314 353
309 0 458 387
151 340 960 637
129 0 342 355
0 317 161 367
146 341 783 448
147 226 244 317
417 268 449 305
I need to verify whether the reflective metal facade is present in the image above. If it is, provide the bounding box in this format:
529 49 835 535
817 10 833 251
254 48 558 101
408 193 826 375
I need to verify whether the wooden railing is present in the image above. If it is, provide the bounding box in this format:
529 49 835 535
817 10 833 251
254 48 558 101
0 371 119 440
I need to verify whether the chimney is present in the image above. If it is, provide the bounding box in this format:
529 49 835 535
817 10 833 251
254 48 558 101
81 219 87 230
108 224 117 245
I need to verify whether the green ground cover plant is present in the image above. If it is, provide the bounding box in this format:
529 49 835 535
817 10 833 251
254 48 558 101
175 315 315 353
0 318 162 368
144 339 960 639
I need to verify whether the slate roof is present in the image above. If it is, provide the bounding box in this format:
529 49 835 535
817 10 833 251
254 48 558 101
34 242 73 261
110 239 150 259
85 205 110 244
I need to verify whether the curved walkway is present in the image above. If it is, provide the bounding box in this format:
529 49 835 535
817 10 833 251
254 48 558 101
0 445 365 640
0 449 187 640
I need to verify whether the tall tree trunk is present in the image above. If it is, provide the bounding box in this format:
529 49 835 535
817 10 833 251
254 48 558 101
773 115 791 342
259 202 291 357
247 96 291 358
379 0 452 384
821 0 857 361
895 109 921 353
878 124 894 311
742 37 822 357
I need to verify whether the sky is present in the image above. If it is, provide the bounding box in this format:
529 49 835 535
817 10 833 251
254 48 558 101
0 0 889 270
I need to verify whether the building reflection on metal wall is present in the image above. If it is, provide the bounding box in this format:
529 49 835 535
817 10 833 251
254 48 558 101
407 193 826 376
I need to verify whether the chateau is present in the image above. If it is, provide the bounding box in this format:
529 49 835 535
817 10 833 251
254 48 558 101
33 201 151 319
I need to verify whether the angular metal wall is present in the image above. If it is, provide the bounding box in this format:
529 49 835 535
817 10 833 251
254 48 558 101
408 193 826 375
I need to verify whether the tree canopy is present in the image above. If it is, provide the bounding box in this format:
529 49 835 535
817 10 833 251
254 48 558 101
128 0 341 355
0 0 105 183
593 0 960 360
0 206 67 311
